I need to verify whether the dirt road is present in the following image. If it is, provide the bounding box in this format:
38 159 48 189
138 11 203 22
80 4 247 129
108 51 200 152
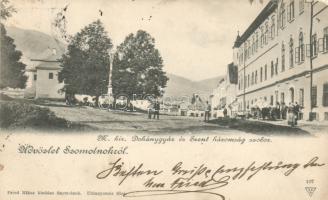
38 102 321 135
45 104 239 134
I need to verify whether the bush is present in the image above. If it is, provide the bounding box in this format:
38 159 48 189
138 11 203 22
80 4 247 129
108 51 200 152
0 101 69 129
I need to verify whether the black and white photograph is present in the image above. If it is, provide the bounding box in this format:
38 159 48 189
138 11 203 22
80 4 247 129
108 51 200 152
0 0 327 199
1 0 328 135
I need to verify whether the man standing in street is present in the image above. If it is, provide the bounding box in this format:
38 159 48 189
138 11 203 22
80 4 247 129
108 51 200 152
223 106 228 118
153 99 160 120
148 101 154 119
294 102 300 125
204 101 211 122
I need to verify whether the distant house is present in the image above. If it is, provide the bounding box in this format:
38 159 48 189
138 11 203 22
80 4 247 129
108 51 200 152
24 48 64 99
131 100 151 111
178 101 190 116
187 94 206 117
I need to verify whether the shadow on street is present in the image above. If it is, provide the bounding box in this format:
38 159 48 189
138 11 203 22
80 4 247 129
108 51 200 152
208 118 311 136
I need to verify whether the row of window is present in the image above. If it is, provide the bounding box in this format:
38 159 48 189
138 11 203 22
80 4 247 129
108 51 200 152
279 0 305 29
238 0 306 65
238 15 276 65
282 27 328 69
238 27 328 91
239 82 328 111
311 28 328 57
281 31 304 71
238 58 279 90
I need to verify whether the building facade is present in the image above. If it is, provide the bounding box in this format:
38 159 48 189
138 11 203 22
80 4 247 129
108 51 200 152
211 63 238 118
24 49 65 99
234 0 328 121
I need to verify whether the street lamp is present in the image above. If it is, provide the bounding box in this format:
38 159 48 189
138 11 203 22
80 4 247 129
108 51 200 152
309 0 314 120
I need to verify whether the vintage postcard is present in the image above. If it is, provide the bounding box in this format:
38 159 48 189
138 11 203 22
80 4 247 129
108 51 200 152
0 0 328 199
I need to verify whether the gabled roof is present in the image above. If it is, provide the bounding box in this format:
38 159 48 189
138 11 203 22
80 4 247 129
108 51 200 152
30 48 62 71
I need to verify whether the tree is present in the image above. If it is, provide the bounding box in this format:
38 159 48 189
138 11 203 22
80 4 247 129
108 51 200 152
0 23 27 89
1 0 16 20
112 30 169 101
0 0 26 89
58 20 113 104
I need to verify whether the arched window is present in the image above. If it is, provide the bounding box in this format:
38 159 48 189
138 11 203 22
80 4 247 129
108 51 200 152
255 32 259 51
260 27 264 47
281 41 285 71
299 0 304 13
280 2 286 28
271 61 274 77
289 36 294 68
288 0 295 21
244 43 248 60
252 36 255 54
299 31 304 62
265 22 269 44
255 70 258 84
271 16 275 39
251 72 254 85
248 41 251 58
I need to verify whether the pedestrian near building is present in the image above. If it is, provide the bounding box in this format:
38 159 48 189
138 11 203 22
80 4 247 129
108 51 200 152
223 106 228 118
148 101 154 119
287 103 296 127
276 102 281 120
204 101 211 122
153 100 160 120
281 102 287 120
294 102 301 125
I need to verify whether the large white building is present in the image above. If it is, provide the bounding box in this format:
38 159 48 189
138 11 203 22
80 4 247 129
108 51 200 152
233 0 328 121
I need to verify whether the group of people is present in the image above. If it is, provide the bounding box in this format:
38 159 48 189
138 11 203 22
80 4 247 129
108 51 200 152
148 100 161 120
251 101 302 126
287 102 302 127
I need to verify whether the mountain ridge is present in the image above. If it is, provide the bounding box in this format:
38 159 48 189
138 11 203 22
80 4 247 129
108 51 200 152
5 26 223 97
164 73 224 98
5 26 66 67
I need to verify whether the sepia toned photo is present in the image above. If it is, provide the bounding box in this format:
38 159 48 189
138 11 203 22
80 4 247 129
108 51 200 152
0 0 327 199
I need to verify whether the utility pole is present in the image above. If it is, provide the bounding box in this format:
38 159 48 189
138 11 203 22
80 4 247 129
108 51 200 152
108 52 113 97
243 54 246 115
309 0 314 120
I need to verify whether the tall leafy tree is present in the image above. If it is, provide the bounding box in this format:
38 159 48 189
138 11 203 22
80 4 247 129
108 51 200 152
58 20 112 104
112 30 169 100
0 24 27 89
0 0 27 89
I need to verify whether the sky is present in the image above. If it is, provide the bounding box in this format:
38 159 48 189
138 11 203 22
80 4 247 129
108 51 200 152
5 0 270 81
